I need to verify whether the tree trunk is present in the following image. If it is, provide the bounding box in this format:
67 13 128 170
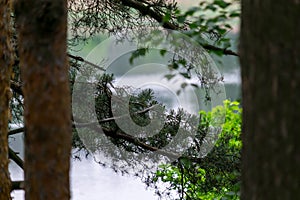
240 0 300 199
0 0 13 199
14 1 72 199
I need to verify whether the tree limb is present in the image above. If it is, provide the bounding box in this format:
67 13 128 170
73 104 159 128
202 44 239 57
75 119 180 159
120 0 178 30
11 53 104 96
73 104 180 158
8 127 24 136
11 181 25 191
9 147 24 170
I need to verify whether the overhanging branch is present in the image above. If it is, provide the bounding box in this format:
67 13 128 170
120 0 178 30
75 119 180 159
73 104 158 128
73 114 204 162
202 44 239 56
120 0 239 56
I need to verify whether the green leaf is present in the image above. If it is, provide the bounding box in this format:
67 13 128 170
177 15 186 23
229 12 240 18
180 157 192 167
178 59 187 66
211 49 224 56
168 63 179 70
181 82 188 89
189 22 198 29
163 12 171 22
164 74 176 80
180 72 190 79
224 24 232 29
160 49 167 56
205 4 217 11
129 48 148 64
214 0 230 9
185 7 198 16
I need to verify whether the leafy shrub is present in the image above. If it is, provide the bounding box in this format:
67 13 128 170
152 100 242 200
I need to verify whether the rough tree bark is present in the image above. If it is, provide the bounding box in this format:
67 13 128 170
14 0 72 199
0 0 13 199
240 0 300 199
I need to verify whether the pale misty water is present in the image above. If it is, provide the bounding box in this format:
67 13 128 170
9 133 156 200
9 70 240 200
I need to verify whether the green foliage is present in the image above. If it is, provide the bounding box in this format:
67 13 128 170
72 73 198 167
172 0 240 56
115 0 240 70
151 100 242 199
129 48 149 64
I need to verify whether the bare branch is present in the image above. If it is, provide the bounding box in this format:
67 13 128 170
11 181 25 191
68 53 106 71
9 147 24 170
8 127 24 136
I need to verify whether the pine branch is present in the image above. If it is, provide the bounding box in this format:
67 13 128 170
75 118 180 159
73 104 158 128
120 0 239 56
120 0 178 30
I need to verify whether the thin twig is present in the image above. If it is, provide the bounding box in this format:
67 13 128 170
68 53 106 71
73 104 159 127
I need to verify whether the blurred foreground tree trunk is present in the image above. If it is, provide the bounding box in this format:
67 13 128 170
0 0 13 199
240 0 300 199
14 0 72 199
